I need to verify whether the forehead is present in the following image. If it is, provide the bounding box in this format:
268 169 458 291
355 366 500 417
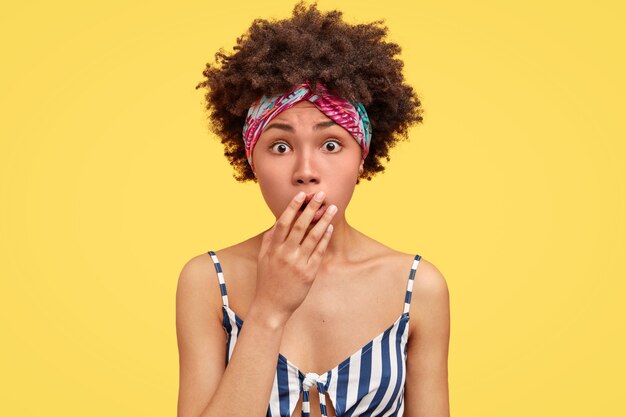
272 101 330 121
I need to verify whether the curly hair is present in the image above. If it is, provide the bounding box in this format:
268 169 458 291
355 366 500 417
195 0 424 184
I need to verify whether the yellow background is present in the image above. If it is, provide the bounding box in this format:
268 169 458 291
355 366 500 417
1 0 624 415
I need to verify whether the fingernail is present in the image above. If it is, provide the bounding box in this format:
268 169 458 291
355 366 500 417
314 191 326 202
327 204 337 215
295 191 306 202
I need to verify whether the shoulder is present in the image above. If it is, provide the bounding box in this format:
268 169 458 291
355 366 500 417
384 249 449 336
387 248 448 295
176 251 223 324
178 251 219 287
408 255 450 339
177 242 258 319
177 252 216 291
412 256 449 299
176 240 254 293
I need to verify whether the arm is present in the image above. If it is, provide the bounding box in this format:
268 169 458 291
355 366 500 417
176 254 288 417
403 259 451 417
177 191 336 417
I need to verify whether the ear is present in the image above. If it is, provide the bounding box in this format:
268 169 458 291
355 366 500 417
358 160 364 174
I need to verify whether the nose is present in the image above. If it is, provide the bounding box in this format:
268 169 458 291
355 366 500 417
292 148 320 184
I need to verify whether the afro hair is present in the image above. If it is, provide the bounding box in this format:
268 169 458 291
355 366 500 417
195 0 424 184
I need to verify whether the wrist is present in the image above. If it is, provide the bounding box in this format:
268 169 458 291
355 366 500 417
247 301 290 330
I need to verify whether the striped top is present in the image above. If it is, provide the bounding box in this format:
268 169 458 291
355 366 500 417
208 250 422 417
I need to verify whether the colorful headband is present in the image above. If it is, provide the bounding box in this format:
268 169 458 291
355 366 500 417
242 80 372 173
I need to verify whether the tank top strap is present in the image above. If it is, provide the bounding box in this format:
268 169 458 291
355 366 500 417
207 250 230 309
403 253 422 315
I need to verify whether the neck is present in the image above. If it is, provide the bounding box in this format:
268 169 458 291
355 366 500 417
314 214 362 264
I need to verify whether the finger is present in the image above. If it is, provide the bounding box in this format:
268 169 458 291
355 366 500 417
286 191 327 248
258 222 277 259
300 203 337 256
307 222 334 267
272 192 307 244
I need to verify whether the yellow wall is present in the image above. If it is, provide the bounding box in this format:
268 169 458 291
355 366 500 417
1 0 624 415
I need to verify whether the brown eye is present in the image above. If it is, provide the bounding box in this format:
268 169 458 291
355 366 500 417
324 139 342 153
270 142 290 154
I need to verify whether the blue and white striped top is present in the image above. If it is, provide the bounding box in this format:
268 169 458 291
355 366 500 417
208 250 422 417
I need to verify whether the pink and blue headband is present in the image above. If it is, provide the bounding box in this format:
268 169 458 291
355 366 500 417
242 80 372 173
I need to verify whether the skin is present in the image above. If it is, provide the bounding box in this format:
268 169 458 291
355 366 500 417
239 101 451 416
176 100 450 417
251 100 365 264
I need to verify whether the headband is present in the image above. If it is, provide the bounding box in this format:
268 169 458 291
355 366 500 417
242 80 372 173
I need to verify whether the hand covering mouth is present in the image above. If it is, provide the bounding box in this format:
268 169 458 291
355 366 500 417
298 192 326 211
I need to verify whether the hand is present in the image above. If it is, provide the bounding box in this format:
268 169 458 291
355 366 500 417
252 191 337 323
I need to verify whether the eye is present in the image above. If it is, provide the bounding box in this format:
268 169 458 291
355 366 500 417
269 141 291 154
323 139 343 153
268 139 344 154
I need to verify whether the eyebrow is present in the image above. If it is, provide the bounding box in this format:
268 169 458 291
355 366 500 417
263 120 338 133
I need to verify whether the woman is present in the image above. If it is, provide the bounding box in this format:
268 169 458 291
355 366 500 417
176 2 451 417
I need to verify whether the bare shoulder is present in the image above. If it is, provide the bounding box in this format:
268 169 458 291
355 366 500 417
176 251 224 325
386 250 449 336
387 248 448 294
412 256 449 299
408 255 450 338
176 238 256 313
175 250 232 417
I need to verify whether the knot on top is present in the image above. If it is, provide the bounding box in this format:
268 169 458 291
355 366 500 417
302 372 328 391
